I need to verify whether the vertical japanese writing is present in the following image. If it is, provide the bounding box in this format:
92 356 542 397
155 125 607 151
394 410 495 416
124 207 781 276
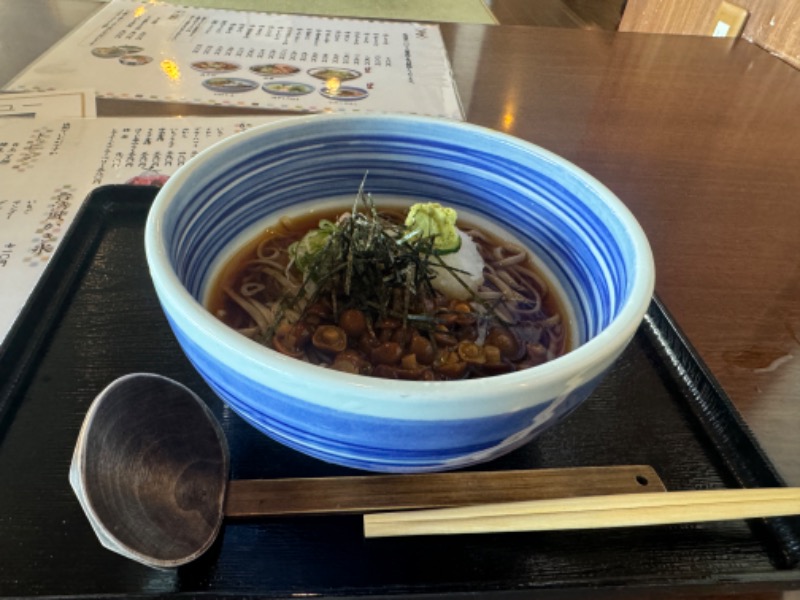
93 128 118 184
403 33 414 83
49 122 71 156
25 186 74 266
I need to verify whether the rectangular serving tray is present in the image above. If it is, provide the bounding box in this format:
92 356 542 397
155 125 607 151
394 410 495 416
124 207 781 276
1 185 798 598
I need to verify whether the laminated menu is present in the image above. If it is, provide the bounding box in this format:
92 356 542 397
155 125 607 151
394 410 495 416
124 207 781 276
5 0 463 120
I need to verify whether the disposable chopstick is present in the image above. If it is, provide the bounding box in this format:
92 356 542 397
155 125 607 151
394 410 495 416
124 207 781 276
363 487 800 538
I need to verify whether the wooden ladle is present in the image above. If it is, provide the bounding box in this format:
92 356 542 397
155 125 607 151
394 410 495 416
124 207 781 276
70 373 663 569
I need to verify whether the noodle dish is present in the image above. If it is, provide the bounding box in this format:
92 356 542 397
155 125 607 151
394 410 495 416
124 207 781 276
145 114 654 472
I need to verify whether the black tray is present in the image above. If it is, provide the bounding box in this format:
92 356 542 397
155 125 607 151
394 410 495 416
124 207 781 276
1 185 799 599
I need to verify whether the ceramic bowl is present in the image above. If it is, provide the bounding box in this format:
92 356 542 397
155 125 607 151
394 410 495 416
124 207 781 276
144 114 654 473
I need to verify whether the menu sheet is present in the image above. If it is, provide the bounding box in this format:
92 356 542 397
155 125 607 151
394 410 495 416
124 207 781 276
0 90 97 119
6 0 463 120
0 115 286 347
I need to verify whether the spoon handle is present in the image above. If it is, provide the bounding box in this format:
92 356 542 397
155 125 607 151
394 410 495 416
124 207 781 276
363 487 800 538
224 465 662 517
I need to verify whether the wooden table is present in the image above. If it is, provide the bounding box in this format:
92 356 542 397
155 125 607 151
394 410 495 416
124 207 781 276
437 24 800 490
3 3 800 599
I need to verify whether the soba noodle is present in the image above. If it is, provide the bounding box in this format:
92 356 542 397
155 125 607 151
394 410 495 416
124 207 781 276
207 201 569 380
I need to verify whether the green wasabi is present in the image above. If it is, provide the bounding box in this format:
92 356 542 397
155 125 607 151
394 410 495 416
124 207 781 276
403 202 462 255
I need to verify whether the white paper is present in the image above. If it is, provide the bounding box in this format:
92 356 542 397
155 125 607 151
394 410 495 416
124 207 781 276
0 115 288 346
0 89 97 119
6 0 463 120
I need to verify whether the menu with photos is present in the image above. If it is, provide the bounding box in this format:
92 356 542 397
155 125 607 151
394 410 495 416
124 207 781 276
6 0 463 120
0 115 286 347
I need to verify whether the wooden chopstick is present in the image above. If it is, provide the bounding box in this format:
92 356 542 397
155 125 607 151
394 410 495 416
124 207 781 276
363 487 800 538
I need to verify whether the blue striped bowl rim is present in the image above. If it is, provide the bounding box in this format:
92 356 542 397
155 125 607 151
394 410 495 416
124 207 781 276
145 114 654 421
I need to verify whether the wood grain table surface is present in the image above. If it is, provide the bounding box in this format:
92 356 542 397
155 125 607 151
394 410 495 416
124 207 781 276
2 3 800 599
438 23 800 490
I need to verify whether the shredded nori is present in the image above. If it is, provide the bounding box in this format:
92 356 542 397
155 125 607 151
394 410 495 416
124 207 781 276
264 174 502 342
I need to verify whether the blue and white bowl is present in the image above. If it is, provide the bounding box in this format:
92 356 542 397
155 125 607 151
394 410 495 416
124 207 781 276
144 114 654 473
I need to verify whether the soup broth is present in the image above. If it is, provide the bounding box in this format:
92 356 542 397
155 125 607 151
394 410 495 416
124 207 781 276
207 202 571 380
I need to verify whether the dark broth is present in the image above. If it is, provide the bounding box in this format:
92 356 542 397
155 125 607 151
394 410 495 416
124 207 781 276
207 205 571 380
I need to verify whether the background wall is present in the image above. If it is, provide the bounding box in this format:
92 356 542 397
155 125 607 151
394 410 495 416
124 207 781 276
619 0 800 69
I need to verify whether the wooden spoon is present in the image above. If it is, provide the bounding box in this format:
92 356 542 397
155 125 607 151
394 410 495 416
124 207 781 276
70 373 663 568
